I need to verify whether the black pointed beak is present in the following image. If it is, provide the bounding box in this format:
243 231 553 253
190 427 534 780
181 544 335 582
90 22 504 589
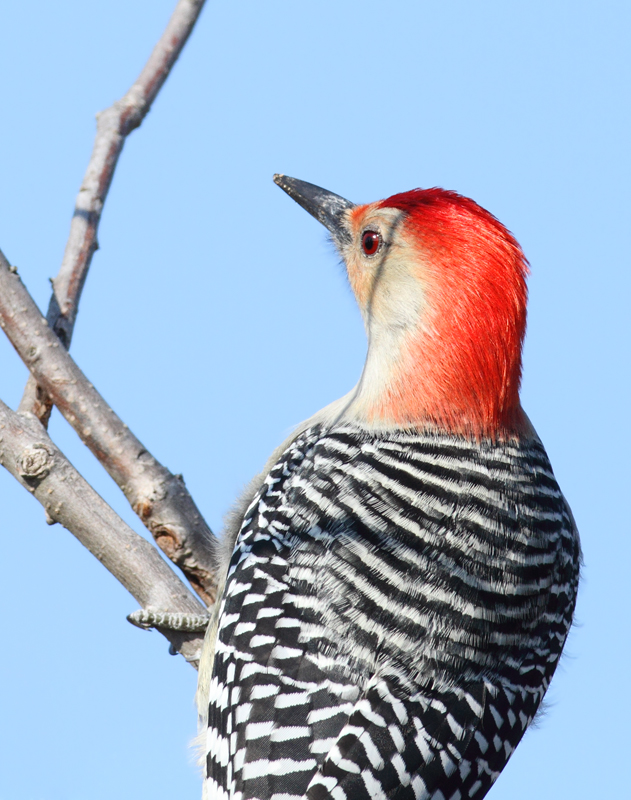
273 174 355 245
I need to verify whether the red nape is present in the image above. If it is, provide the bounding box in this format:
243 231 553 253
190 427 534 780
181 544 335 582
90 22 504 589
377 188 529 439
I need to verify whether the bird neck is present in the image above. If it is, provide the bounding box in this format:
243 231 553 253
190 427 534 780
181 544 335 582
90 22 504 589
346 307 526 440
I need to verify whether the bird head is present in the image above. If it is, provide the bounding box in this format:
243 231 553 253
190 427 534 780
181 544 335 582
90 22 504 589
274 175 529 440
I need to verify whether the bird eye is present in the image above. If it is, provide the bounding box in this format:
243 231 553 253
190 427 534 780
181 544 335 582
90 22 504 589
361 230 381 256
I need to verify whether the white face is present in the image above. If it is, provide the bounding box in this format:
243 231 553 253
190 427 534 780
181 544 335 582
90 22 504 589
337 205 429 334
333 204 432 425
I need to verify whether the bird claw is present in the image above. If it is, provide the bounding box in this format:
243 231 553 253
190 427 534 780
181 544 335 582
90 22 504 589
126 609 210 632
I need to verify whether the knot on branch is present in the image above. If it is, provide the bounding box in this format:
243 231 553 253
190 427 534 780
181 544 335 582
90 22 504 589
153 526 181 559
19 444 53 481
132 484 167 522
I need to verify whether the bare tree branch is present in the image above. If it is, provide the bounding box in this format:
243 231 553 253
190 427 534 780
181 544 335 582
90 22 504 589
20 0 207 425
0 398 207 667
0 252 218 605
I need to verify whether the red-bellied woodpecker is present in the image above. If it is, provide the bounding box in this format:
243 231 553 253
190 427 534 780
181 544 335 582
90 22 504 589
197 176 580 800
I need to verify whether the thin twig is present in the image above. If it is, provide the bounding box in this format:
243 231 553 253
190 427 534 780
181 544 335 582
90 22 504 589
0 253 218 605
19 0 207 425
0 398 206 667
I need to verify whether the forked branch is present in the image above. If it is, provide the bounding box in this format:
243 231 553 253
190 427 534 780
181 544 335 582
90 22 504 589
20 0 208 425
0 398 206 666
0 252 218 605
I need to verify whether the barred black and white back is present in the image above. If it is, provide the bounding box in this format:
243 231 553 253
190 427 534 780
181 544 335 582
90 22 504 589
201 423 579 800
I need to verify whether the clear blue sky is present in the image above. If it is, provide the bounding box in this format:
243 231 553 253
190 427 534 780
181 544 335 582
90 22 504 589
0 2 629 798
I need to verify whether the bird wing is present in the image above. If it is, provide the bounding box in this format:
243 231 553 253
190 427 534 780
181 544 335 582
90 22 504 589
303 679 487 800
205 527 367 799
206 538 492 800
303 673 552 800
204 424 577 800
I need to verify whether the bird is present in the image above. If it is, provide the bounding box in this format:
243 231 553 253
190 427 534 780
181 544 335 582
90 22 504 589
196 175 581 800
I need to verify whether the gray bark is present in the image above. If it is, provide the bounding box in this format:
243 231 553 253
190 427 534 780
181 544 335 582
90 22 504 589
20 0 208 426
0 253 218 606
0 399 206 666
0 0 216 670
